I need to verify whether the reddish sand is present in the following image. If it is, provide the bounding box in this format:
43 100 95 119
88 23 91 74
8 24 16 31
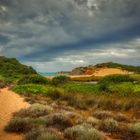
0 88 30 140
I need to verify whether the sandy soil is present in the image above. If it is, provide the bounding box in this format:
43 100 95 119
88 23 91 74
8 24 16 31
93 68 134 76
70 68 134 78
0 88 30 140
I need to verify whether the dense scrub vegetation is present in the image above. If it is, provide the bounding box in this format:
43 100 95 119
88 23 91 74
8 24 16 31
0 56 37 83
1 57 140 140
98 74 134 84
18 75 49 85
51 75 70 86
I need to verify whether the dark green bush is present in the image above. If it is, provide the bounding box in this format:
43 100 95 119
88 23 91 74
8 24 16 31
98 75 134 92
18 75 49 85
0 56 37 79
99 74 134 84
5 117 32 133
52 76 70 86
25 128 64 140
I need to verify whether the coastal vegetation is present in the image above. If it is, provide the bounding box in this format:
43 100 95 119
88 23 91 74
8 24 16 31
1 56 140 140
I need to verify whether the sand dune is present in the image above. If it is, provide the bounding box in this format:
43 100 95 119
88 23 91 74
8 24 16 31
0 88 30 140
93 68 134 76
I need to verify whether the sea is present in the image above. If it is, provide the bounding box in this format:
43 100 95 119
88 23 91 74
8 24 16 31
39 72 64 77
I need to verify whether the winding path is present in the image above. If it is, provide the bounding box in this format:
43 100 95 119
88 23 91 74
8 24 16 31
0 88 30 140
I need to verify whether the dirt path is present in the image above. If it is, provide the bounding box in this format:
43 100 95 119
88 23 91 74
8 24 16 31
0 88 30 140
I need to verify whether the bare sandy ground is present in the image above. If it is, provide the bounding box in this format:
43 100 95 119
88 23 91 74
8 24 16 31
0 88 30 140
70 68 134 78
93 68 134 76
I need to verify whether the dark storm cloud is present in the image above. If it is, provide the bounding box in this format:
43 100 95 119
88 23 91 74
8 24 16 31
0 0 140 71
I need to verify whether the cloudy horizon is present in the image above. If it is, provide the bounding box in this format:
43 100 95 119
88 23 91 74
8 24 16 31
0 0 140 72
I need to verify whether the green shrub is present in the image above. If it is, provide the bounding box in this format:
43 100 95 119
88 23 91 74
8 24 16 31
44 113 72 130
108 82 140 97
18 75 49 85
47 88 64 99
52 76 70 86
14 104 52 118
13 84 64 99
64 123 105 140
99 119 119 133
5 117 32 133
86 117 100 126
62 82 99 94
13 84 48 94
99 74 134 84
128 123 140 135
25 128 63 140
0 56 37 80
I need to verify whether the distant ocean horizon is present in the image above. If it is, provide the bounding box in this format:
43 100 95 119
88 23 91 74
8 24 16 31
39 72 64 76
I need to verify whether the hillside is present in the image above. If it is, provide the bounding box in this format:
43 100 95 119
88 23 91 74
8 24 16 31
71 62 140 76
0 56 37 79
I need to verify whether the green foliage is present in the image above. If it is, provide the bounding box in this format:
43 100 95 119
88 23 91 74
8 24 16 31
25 128 63 140
98 74 134 92
108 82 140 97
128 123 140 135
0 56 37 81
52 76 70 86
13 84 48 94
14 104 52 118
18 75 49 85
45 113 72 130
13 84 64 99
47 88 64 99
99 74 134 84
5 117 32 133
95 62 140 73
99 119 119 133
62 82 99 94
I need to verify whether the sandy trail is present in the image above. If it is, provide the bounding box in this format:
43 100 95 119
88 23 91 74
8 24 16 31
0 88 30 140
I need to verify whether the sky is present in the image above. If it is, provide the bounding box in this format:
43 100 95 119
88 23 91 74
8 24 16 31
0 0 140 72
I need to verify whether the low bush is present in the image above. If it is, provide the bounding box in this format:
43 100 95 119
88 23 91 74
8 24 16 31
18 75 49 85
47 88 64 99
25 128 63 140
128 123 140 135
51 76 70 86
14 104 52 118
64 123 105 140
44 113 72 130
13 84 64 99
62 82 99 94
13 84 48 95
99 74 134 84
5 117 32 133
99 119 119 133
86 117 100 126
